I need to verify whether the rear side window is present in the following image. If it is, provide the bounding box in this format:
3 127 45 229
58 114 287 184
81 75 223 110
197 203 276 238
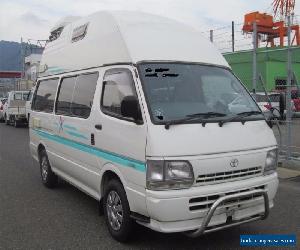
32 78 59 113
101 69 137 118
71 73 98 118
56 77 76 116
55 72 98 119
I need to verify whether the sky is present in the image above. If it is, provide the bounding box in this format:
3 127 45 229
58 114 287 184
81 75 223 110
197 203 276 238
0 0 300 45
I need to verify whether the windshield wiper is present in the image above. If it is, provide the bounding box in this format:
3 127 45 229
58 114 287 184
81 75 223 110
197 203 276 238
187 112 227 118
164 112 227 130
219 111 264 127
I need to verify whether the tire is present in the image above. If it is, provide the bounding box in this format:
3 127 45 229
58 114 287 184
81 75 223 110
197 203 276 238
103 179 133 242
39 149 58 188
14 119 19 128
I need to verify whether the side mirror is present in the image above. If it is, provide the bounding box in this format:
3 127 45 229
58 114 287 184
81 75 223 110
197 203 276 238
121 96 142 124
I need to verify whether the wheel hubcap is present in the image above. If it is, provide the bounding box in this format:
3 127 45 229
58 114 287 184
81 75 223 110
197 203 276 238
106 190 123 231
41 157 48 181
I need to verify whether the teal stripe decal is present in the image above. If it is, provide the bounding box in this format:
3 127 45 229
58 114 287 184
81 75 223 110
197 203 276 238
33 129 146 172
47 66 65 74
64 125 77 131
65 131 88 140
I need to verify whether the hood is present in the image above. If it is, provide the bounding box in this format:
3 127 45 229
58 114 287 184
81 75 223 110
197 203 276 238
146 120 277 157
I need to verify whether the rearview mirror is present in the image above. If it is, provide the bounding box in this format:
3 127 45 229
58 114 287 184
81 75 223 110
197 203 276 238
121 96 142 124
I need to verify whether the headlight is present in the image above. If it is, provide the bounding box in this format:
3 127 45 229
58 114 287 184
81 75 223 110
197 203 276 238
264 148 278 175
146 160 194 191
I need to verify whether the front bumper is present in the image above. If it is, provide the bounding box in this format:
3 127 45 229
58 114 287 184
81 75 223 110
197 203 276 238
143 173 278 233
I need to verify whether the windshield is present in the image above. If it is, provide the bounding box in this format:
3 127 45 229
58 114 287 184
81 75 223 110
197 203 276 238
138 63 261 123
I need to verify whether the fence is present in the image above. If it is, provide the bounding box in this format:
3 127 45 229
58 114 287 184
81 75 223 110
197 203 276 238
273 119 300 162
203 16 300 165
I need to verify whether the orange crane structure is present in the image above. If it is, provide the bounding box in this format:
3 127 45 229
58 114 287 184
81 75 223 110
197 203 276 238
242 0 299 47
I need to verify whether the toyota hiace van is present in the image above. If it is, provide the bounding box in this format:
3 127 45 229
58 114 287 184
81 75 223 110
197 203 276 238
30 11 278 242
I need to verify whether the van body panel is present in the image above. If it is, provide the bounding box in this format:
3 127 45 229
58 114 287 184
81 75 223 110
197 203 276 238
39 11 228 78
93 66 147 188
145 121 276 157
51 114 100 193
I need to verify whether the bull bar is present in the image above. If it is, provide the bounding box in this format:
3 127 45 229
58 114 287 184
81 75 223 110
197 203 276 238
185 189 269 238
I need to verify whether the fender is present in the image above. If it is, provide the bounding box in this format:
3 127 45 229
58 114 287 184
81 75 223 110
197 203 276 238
99 162 149 216
99 162 128 198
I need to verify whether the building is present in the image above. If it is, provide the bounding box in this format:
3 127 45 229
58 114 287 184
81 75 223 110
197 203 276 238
24 53 42 82
16 53 42 91
223 46 300 92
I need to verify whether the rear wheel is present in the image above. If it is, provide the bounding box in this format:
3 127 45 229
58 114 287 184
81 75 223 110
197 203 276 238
14 119 19 128
39 149 58 188
103 179 133 242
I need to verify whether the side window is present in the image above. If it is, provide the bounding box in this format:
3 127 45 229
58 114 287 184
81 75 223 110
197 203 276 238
71 72 98 119
56 76 76 116
72 23 89 43
101 69 139 119
32 78 59 113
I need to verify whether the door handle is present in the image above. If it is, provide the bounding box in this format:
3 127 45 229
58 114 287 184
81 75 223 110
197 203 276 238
95 124 102 130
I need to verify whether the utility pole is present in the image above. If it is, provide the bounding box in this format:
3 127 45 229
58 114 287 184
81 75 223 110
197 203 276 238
286 15 292 160
232 21 235 52
252 22 257 100
20 37 25 79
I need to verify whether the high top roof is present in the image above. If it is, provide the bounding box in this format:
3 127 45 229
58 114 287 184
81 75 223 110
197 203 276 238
39 11 229 77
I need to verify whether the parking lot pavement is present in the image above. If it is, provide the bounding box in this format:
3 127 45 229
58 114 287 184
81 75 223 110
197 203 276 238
0 123 299 250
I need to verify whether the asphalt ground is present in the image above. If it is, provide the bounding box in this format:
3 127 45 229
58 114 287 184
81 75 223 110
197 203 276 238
0 123 299 250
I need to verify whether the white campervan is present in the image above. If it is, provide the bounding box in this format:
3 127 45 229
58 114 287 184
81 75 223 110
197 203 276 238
29 11 279 242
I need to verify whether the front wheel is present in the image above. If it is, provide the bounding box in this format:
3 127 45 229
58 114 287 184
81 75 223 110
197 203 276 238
103 179 133 242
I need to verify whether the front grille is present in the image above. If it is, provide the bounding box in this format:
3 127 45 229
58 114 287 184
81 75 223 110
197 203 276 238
189 185 265 212
195 166 263 186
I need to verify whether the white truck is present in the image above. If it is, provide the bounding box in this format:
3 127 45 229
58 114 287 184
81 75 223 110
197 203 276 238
4 90 30 127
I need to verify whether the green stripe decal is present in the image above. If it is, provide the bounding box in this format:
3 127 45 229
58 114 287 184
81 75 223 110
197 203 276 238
33 129 146 172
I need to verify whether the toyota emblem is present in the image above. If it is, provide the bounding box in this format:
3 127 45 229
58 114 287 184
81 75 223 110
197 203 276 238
230 159 239 168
